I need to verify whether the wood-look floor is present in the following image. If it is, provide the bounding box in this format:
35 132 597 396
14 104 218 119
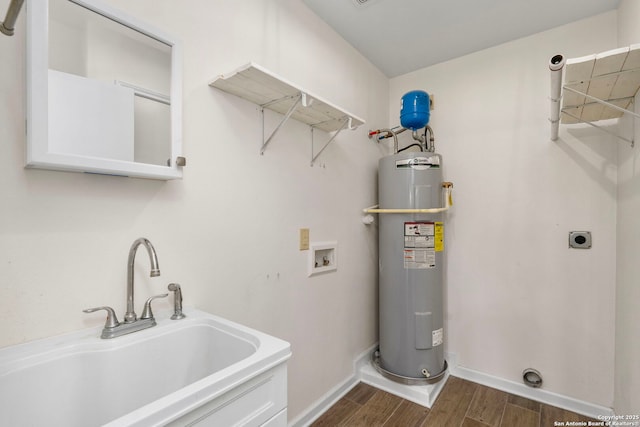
311 376 598 427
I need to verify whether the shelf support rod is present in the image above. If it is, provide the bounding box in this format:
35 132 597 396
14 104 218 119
310 117 352 166
562 86 640 119
561 109 634 146
260 92 304 155
115 80 170 105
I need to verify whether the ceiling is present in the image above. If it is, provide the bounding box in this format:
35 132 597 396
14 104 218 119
302 0 621 77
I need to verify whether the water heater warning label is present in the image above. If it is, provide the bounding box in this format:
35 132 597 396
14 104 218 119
434 222 444 252
404 222 435 269
432 328 444 347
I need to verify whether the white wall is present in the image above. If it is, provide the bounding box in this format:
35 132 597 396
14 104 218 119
615 0 640 417
3 0 634 420
0 0 388 421
390 12 618 407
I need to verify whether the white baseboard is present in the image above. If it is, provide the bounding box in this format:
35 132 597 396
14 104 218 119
447 354 615 420
288 375 360 427
288 345 376 427
289 344 448 426
289 348 615 427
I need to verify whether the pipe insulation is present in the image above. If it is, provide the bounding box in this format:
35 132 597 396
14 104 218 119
549 54 566 141
363 183 453 215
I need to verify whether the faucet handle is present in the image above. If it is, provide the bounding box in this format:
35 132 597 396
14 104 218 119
140 293 168 320
83 306 120 329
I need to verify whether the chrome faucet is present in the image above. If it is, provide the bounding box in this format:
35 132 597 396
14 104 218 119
125 238 160 323
83 237 167 339
84 293 167 339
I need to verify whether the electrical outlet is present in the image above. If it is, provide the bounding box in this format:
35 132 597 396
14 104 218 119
299 228 309 251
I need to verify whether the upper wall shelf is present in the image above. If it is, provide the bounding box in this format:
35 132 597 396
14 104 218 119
549 45 640 145
209 63 365 165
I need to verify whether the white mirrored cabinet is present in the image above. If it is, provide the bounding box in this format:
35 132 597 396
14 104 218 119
26 0 184 179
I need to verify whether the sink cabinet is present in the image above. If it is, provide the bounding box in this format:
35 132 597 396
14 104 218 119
167 363 288 427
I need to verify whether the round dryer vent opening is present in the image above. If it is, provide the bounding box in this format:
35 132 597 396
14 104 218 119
522 368 543 388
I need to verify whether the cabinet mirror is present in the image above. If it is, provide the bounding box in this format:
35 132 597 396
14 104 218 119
26 0 183 179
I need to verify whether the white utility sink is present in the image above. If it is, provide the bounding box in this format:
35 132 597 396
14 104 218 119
0 308 291 426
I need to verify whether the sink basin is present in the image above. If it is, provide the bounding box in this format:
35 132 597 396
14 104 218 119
0 308 291 426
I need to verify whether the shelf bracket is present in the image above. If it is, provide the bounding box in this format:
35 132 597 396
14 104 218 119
310 117 352 166
562 86 640 120
562 86 637 147
260 92 313 155
561 109 635 147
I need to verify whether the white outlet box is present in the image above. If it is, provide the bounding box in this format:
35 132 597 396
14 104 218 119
308 241 337 277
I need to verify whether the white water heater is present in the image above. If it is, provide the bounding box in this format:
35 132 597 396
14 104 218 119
376 150 447 383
